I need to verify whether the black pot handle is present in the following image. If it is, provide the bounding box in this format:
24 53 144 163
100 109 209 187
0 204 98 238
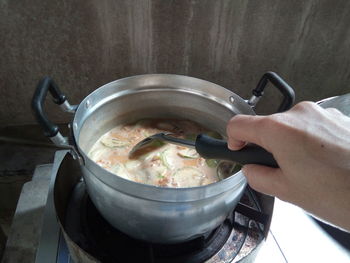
249 72 295 112
31 77 67 137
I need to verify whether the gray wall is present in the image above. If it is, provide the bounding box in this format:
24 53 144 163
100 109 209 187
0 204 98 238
1 0 350 125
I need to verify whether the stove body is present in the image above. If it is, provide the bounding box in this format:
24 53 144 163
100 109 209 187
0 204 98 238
39 151 275 263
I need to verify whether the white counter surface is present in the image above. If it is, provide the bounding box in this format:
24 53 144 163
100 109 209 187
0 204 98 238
256 199 350 263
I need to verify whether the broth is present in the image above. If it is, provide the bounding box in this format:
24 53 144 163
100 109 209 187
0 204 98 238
88 119 235 187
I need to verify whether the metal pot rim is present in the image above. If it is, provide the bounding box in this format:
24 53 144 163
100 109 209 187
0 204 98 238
72 74 255 138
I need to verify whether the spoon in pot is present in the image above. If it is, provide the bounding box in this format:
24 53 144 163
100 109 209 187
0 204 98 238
129 133 278 167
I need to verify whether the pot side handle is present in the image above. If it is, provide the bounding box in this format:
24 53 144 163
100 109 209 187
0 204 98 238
248 72 295 112
31 77 76 145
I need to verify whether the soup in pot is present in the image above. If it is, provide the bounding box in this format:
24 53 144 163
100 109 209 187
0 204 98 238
88 119 238 188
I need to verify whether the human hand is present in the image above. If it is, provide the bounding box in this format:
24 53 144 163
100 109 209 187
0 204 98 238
226 101 350 231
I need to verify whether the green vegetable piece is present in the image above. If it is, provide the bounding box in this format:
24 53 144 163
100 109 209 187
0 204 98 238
205 159 219 168
178 148 199 159
156 173 165 179
150 139 165 147
206 131 223 139
153 163 168 177
185 133 197 141
101 137 130 148
142 130 151 137
160 148 174 169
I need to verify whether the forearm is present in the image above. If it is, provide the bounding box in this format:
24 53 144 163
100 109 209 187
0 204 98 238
227 102 350 231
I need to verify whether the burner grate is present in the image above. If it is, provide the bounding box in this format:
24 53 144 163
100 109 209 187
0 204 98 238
64 182 265 263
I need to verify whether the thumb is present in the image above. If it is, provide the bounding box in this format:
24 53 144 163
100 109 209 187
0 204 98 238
242 164 284 197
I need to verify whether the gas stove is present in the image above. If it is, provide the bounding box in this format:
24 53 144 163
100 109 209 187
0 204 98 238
56 182 265 263
38 151 273 263
2 151 349 263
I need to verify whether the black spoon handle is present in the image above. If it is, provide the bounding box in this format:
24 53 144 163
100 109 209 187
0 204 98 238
195 134 278 168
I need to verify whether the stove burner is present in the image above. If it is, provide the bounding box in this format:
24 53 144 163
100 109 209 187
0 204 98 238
64 183 265 263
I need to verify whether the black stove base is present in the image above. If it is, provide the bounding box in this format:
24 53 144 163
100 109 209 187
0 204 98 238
63 182 265 263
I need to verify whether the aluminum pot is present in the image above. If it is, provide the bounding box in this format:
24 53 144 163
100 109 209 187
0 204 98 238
32 73 294 243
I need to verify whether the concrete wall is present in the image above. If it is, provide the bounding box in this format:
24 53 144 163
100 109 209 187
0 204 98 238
1 0 350 125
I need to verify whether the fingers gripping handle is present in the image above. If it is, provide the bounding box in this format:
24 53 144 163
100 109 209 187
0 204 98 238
31 77 66 138
195 134 278 168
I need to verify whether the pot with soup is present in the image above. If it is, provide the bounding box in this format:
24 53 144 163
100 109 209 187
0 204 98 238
32 73 294 243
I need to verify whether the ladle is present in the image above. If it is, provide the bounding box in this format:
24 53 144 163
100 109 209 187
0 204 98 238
129 133 278 167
